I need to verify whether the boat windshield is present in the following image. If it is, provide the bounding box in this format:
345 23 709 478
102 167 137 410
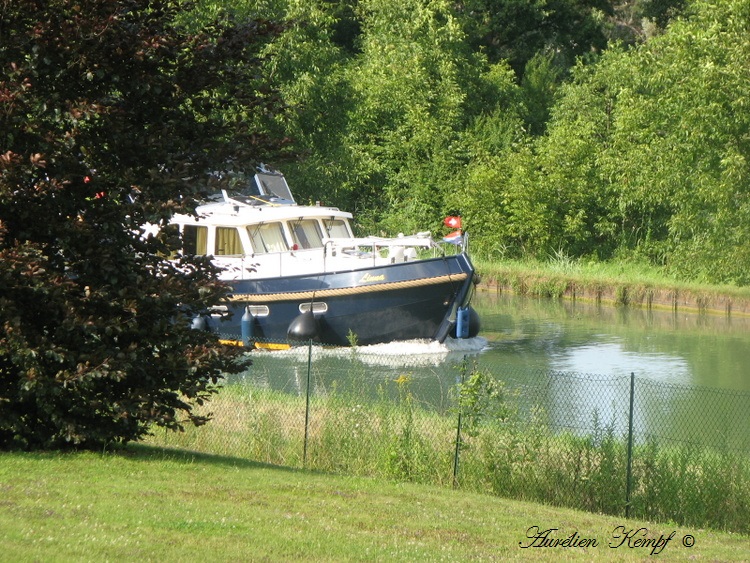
247 223 288 254
323 218 350 239
291 219 323 249
253 172 295 202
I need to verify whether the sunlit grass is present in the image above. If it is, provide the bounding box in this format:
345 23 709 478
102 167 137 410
474 257 750 304
1 447 748 562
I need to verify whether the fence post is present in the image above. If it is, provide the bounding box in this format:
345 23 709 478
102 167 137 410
303 338 312 467
625 372 635 518
452 355 466 489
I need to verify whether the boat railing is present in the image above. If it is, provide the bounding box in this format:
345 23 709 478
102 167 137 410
323 234 438 270
213 232 465 280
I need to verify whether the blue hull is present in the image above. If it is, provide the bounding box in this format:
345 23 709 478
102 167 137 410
212 254 476 347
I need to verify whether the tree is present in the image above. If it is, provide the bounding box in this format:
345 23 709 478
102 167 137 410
336 0 479 234
257 0 358 209
455 0 611 78
502 0 750 283
520 52 563 135
640 0 687 29
605 0 750 283
0 0 282 449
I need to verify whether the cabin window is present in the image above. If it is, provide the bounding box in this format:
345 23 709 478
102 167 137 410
215 227 243 255
183 225 208 255
291 219 323 249
247 222 288 254
324 219 350 239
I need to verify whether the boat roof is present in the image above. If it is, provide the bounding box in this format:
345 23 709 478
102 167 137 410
172 168 352 227
173 201 352 227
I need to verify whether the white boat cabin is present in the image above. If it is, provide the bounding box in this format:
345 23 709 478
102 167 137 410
170 171 435 281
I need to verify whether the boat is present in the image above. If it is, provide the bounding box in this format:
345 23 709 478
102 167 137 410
171 166 480 348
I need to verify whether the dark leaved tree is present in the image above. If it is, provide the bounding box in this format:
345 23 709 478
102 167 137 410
0 0 283 449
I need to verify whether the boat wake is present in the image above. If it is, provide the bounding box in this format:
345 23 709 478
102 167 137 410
252 336 487 367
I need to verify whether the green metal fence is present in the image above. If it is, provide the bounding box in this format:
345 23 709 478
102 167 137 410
145 340 750 534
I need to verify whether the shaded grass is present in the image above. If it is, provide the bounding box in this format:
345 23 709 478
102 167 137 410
1 446 748 562
150 384 307 466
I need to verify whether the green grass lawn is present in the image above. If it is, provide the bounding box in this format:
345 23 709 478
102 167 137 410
1 445 748 562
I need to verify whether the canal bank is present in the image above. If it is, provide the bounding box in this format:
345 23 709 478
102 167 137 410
477 266 750 317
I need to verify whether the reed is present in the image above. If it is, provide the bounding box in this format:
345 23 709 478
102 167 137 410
144 374 750 535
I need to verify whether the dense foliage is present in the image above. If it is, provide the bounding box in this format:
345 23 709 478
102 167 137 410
191 0 749 284
492 0 750 283
0 0 283 449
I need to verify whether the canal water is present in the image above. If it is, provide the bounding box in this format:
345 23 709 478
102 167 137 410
474 289 750 392
236 289 750 450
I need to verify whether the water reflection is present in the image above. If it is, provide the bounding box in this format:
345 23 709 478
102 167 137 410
241 337 487 413
551 341 690 382
475 290 750 391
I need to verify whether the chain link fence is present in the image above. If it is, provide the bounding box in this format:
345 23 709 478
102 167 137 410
145 340 750 534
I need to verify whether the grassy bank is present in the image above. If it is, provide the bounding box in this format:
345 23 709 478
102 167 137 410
144 377 750 536
475 257 750 315
1 446 748 562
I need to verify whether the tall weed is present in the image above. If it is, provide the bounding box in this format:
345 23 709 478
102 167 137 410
143 367 750 535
